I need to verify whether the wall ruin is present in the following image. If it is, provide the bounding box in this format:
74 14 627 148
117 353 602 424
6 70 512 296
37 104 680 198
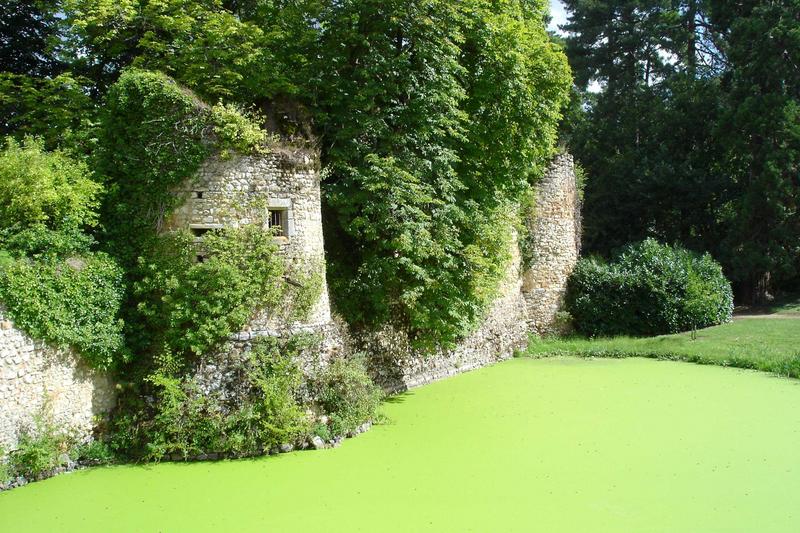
0 309 116 451
168 150 345 395
168 150 336 338
363 152 582 391
0 149 580 450
522 152 582 334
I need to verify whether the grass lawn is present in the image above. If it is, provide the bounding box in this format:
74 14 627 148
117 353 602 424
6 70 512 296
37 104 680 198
2 357 800 532
526 316 800 378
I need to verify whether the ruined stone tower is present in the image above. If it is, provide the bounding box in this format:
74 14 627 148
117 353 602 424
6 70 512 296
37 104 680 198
522 152 582 334
167 149 343 376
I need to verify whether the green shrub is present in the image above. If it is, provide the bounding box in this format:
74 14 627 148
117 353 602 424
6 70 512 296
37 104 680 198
315 356 382 438
566 239 733 336
9 417 74 480
134 225 322 361
0 446 10 483
73 440 115 465
115 334 317 461
0 138 127 369
0 137 100 232
230 335 315 451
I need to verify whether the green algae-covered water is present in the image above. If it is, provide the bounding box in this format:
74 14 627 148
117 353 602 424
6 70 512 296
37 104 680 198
2 357 799 532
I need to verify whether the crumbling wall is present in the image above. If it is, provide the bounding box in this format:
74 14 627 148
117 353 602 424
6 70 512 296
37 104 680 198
522 152 581 334
168 150 334 335
363 231 530 392
364 153 581 392
169 150 344 395
0 310 115 450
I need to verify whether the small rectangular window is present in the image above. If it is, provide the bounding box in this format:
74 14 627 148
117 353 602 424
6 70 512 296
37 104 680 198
191 227 212 238
269 209 288 237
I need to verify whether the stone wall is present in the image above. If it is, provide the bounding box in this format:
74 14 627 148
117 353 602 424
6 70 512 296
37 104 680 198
364 232 530 393
0 310 116 451
522 152 581 334
168 149 579 395
363 153 581 392
169 149 344 395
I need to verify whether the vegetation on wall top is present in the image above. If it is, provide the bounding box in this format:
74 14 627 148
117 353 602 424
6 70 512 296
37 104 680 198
0 138 126 369
317 0 571 347
98 69 267 269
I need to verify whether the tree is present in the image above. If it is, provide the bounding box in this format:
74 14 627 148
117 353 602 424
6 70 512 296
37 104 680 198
0 1 65 77
315 0 570 346
64 0 279 102
562 0 800 301
711 0 800 301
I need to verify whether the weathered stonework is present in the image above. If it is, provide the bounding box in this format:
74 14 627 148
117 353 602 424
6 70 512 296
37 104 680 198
0 149 579 453
168 149 335 337
361 153 581 392
168 148 579 395
522 152 581 335
0 309 116 451
364 232 530 393
169 149 344 397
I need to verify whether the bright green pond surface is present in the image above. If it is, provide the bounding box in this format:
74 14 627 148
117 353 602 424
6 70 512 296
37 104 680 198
2 357 800 532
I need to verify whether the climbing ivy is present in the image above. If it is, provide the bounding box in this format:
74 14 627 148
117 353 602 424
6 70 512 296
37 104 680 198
0 138 126 370
96 69 283 357
98 69 268 271
133 226 322 363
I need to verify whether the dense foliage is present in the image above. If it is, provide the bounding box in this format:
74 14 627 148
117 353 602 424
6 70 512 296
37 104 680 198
315 356 384 438
2 2 572 350
0 0 569 463
317 0 570 346
98 69 266 271
111 335 381 460
0 138 98 230
566 239 734 337
0 252 126 369
561 0 800 302
0 138 126 369
134 226 321 361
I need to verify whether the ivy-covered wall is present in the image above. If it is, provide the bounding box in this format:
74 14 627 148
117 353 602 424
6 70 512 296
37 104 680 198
167 150 333 336
362 154 582 392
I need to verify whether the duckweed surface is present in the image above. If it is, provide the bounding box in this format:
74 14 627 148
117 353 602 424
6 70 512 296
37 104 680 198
2 357 799 532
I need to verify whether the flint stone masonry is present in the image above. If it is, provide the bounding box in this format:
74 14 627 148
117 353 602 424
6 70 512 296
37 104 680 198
522 152 581 335
168 150 333 333
0 143 579 462
364 231 530 393
363 153 581 392
169 149 344 398
0 309 115 451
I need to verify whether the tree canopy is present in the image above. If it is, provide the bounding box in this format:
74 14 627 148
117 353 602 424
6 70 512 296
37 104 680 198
0 0 571 350
562 0 799 302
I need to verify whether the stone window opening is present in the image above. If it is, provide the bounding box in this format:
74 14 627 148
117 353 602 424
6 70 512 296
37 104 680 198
189 224 223 244
269 208 289 238
191 227 212 239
